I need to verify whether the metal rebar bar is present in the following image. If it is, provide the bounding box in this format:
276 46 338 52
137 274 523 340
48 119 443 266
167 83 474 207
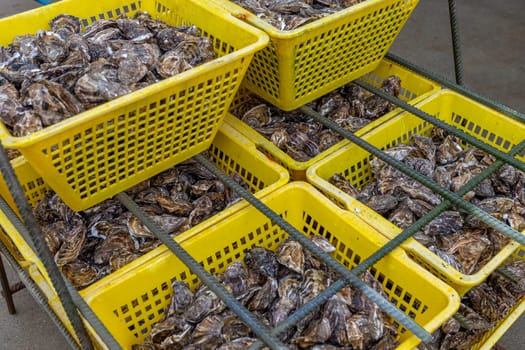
352 139 525 275
447 0 464 85
0 143 94 350
385 53 525 124
0 253 17 314
299 105 525 247
194 154 432 343
353 80 525 173
0 239 82 350
0 196 122 349
115 192 288 350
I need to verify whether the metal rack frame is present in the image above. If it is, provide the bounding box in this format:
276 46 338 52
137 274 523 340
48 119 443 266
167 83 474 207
1 0 524 349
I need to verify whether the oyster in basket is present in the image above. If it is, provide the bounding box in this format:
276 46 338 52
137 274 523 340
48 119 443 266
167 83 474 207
231 75 403 162
0 12 217 137
134 237 400 349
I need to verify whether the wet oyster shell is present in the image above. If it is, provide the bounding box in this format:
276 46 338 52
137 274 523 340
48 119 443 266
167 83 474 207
25 79 83 126
61 260 99 289
221 315 251 342
222 261 249 297
50 14 81 37
36 30 68 64
167 281 194 317
244 247 279 278
276 239 305 275
270 275 301 327
423 211 463 236
191 314 224 350
247 276 278 311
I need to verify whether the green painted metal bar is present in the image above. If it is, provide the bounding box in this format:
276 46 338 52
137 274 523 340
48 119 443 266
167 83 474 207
447 0 464 85
0 143 94 350
386 52 525 124
453 313 472 330
194 154 432 344
0 195 122 350
352 139 525 275
299 105 525 247
354 80 525 173
115 192 288 350
0 237 82 350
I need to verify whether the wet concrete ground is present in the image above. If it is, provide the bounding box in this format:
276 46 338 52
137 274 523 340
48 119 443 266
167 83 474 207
0 0 523 349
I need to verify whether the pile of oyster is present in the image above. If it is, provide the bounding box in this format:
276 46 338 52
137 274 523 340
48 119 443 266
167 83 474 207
33 155 247 289
231 0 365 30
329 129 525 274
0 12 216 159
420 260 525 350
231 76 401 162
133 237 399 349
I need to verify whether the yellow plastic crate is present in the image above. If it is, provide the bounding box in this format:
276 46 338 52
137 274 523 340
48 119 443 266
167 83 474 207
0 122 288 303
227 58 441 180
79 182 459 349
0 0 268 211
307 89 525 296
212 0 419 110
470 247 525 350
0 221 81 342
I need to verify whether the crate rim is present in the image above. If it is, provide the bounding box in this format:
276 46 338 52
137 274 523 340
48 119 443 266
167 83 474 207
213 0 417 38
0 0 269 147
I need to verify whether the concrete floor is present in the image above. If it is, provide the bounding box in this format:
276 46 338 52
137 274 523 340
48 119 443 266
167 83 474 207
0 0 523 349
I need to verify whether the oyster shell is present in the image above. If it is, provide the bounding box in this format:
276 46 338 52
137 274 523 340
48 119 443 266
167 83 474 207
167 281 194 317
36 30 68 64
423 211 463 236
190 315 224 349
276 239 305 275
221 314 251 342
50 14 81 38
192 283 230 321
222 261 249 297
232 76 402 162
270 275 301 327
61 260 99 289
247 276 278 311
